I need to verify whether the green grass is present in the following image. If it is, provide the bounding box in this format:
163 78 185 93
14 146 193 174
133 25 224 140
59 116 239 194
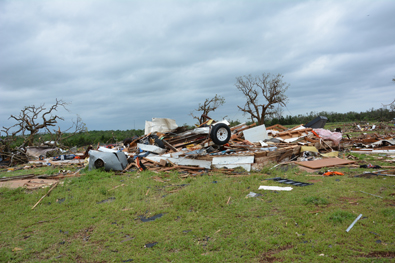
0 155 395 262
303 196 329 206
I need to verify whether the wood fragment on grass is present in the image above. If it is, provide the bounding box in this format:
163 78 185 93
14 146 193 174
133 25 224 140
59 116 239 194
31 181 59 210
226 196 231 205
108 184 125 191
152 176 165 182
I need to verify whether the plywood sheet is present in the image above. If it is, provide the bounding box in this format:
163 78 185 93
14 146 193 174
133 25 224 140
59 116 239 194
295 158 355 169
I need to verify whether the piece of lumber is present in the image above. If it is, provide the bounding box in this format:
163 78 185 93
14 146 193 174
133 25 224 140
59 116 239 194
122 162 136 172
108 184 125 191
230 122 247 131
274 128 312 138
160 165 179 171
159 159 167 167
32 182 59 210
162 139 178 152
234 123 257 133
288 124 304 131
266 124 287 131
142 157 162 166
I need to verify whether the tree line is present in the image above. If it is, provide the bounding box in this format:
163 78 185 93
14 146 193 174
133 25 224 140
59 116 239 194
264 108 395 126
58 107 395 148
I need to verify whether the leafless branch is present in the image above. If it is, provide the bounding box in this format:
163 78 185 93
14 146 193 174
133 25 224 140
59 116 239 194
235 73 289 125
190 94 225 124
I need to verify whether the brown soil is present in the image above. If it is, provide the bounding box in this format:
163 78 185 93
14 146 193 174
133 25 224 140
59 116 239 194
260 244 293 263
359 251 395 258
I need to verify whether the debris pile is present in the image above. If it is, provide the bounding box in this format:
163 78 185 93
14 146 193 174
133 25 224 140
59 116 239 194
2 116 395 178
91 117 348 174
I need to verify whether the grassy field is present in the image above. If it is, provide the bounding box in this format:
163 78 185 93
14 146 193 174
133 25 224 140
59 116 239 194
0 154 394 262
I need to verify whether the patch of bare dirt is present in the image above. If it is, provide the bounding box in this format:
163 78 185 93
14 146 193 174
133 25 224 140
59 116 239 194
307 179 323 183
338 197 362 202
271 208 280 214
383 199 395 206
359 251 395 258
72 226 95 242
260 244 293 263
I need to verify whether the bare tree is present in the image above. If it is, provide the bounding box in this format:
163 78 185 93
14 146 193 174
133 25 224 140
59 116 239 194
4 99 70 146
235 73 289 125
190 94 225 124
1 99 87 165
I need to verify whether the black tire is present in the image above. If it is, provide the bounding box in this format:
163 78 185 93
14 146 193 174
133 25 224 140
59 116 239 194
210 123 231 145
94 159 105 169
150 135 165 149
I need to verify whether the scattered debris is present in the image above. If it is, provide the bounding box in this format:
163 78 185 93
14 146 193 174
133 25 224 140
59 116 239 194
360 164 381 169
346 214 363 232
265 177 313 187
322 171 344 176
96 197 116 204
56 198 65 204
258 186 293 191
144 242 158 248
246 192 262 198
359 191 383 198
139 213 164 222
121 235 134 243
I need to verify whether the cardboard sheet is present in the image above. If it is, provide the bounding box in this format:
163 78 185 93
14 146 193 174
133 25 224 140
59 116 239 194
295 158 355 169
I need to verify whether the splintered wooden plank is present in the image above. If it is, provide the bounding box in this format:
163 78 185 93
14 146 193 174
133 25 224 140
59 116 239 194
295 158 355 169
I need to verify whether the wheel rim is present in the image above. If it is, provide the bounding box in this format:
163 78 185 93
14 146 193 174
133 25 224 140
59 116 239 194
216 127 228 141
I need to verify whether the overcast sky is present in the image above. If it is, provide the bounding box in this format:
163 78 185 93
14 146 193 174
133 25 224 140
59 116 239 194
1 0 394 132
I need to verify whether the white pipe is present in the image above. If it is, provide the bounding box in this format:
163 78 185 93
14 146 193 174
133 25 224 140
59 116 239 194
346 214 362 232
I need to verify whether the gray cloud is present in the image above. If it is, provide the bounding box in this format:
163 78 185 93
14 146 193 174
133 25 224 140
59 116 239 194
1 0 394 132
